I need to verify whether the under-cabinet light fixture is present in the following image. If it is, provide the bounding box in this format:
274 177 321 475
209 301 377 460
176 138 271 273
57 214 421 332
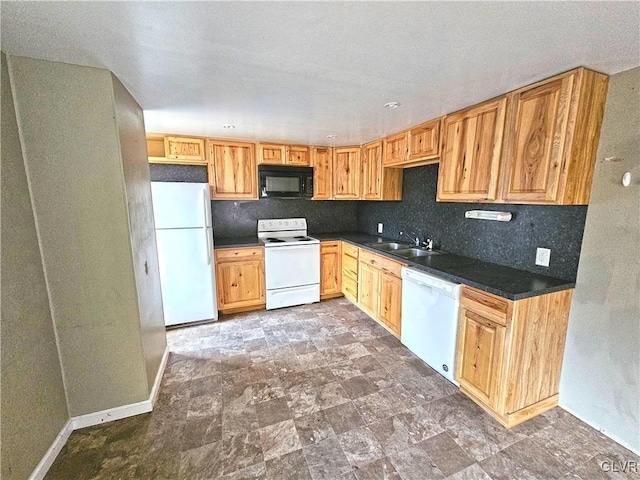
465 210 512 222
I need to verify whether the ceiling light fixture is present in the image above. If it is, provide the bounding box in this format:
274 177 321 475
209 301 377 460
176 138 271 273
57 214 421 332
222 124 236 129
326 135 337 139
384 102 401 109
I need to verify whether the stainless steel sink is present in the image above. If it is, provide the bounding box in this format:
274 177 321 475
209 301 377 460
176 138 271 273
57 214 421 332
368 242 412 251
395 248 444 258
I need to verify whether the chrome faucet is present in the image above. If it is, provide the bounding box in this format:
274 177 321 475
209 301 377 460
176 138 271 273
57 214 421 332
423 238 434 251
400 231 420 246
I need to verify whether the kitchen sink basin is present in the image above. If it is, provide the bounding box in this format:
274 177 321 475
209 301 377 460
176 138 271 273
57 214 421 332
368 242 412 251
395 248 444 258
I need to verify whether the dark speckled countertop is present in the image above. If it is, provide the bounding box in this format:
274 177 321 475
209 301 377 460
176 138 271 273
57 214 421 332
214 231 575 300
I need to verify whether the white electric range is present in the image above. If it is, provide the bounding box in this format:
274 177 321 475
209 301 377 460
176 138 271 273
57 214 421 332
258 218 320 310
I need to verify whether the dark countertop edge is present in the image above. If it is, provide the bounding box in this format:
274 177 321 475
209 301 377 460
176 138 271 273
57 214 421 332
214 231 575 300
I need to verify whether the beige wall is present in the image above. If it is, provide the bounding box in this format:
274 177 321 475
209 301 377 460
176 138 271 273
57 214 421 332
560 66 640 453
111 73 167 391
1 52 69 480
8 56 150 416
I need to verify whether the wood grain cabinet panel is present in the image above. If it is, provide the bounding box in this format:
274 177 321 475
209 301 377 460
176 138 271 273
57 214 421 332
357 262 379 318
311 147 333 200
333 147 360 199
407 119 441 164
361 140 403 201
455 285 573 427
208 140 258 199
320 241 342 299
258 144 286 165
379 272 402 336
286 146 310 166
147 134 207 165
499 68 609 205
215 247 265 314
437 97 507 202
383 131 408 165
341 242 359 303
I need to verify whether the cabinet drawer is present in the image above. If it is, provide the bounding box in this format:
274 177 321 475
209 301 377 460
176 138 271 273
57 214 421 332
461 286 511 326
342 253 358 276
215 246 264 263
359 249 404 278
342 276 358 302
342 242 359 258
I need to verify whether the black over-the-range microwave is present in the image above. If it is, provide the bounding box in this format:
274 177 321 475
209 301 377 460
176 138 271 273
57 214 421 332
258 165 314 199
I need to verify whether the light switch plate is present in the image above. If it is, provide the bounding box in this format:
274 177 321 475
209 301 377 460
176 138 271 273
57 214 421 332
377 223 383 234
536 247 551 267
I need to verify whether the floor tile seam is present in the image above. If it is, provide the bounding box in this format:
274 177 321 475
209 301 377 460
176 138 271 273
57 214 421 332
527 432 587 476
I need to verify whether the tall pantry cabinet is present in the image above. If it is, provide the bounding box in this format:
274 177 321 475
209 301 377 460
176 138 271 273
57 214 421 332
7 56 167 417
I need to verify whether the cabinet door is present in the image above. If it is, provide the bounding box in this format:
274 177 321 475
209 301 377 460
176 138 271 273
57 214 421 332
216 260 265 310
258 144 286 165
320 242 342 298
333 147 360 199
384 131 408 165
163 136 207 164
312 147 333 200
379 272 402 336
209 141 258 199
456 309 505 409
437 98 507 202
361 141 383 200
358 262 380 318
286 146 310 166
500 75 575 203
408 119 440 162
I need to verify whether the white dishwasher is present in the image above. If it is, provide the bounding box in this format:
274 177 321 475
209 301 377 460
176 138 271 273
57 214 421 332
401 267 461 386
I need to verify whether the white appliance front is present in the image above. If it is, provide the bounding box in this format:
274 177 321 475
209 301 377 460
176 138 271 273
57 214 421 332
264 243 320 309
151 182 211 229
400 268 461 385
151 182 217 326
156 227 217 326
265 244 320 290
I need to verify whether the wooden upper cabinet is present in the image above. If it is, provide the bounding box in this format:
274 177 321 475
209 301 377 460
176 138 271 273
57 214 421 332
361 141 383 200
383 131 408 165
258 144 286 165
333 147 360 199
499 68 609 205
147 134 206 165
286 146 310 166
311 147 333 200
437 97 507 202
208 140 258 199
408 119 440 164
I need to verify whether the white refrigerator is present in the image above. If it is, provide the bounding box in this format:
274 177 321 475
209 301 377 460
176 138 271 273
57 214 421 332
151 182 218 326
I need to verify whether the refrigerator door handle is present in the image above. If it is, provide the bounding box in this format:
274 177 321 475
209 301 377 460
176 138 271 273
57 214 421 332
201 189 212 265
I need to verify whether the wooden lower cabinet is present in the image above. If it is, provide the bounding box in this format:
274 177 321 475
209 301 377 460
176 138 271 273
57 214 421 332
214 247 265 314
341 242 359 303
320 241 342 299
455 286 573 427
355 248 404 337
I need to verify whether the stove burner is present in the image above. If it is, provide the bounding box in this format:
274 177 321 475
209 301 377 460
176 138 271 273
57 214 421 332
266 237 286 243
298 238 312 241
294 236 306 239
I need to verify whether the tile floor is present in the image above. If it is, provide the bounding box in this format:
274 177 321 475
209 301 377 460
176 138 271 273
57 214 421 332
46 298 639 479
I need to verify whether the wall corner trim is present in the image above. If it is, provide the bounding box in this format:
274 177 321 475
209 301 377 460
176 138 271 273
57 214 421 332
29 346 170 479
27 419 73 480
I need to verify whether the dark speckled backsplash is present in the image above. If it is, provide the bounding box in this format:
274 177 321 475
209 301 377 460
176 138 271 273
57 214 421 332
150 163 587 280
357 164 587 281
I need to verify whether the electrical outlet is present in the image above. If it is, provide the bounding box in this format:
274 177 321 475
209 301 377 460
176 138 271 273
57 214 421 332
535 247 551 267
377 223 383 234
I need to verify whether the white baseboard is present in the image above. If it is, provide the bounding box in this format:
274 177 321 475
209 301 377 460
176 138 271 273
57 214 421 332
558 404 640 455
150 346 170 406
30 346 171 478
28 419 73 480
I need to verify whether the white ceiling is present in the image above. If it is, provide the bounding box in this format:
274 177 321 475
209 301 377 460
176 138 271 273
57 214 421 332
2 1 639 146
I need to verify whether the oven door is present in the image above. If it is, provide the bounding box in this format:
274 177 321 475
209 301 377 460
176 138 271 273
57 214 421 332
264 243 320 290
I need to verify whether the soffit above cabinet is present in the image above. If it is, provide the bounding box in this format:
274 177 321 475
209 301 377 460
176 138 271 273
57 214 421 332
1 2 638 146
